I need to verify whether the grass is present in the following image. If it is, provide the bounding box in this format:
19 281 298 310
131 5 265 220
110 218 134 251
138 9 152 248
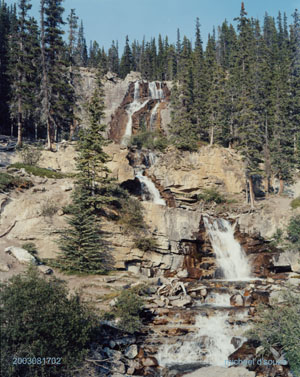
290 196 300 209
8 163 70 179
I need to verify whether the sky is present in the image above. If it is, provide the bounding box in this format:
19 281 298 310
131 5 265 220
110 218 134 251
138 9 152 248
5 0 300 51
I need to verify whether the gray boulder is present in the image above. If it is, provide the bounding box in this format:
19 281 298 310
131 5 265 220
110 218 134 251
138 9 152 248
5 246 37 264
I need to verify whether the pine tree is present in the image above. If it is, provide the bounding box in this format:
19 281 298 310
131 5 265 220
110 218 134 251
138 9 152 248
192 17 206 140
74 20 87 66
120 35 132 78
66 8 78 65
58 68 114 273
108 40 119 74
9 0 40 146
40 0 75 149
234 3 264 207
58 184 113 273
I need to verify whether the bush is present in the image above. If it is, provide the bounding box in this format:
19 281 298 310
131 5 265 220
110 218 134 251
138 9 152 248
41 199 59 217
130 130 168 152
119 196 146 232
197 188 226 204
287 215 300 246
134 237 158 251
113 289 144 333
246 290 300 376
8 163 67 179
22 242 38 256
0 267 97 377
291 196 300 209
17 144 42 166
0 172 20 191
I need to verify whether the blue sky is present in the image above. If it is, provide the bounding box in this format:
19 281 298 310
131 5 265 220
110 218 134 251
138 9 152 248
5 0 300 51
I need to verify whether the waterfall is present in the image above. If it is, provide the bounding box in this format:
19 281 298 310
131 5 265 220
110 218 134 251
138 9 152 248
122 81 149 146
136 170 166 205
149 81 164 100
150 103 160 131
203 217 252 280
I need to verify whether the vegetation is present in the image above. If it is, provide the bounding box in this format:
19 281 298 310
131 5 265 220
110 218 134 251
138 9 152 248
291 196 300 209
0 172 30 192
40 199 59 217
119 196 146 232
22 242 38 256
246 290 300 376
8 163 66 179
134 237 158 251
112 289 144 334
0 267 98 377
197 188 226 204
130 130 169 152
56 68 115 274
287 215 300 248
17 144 42 165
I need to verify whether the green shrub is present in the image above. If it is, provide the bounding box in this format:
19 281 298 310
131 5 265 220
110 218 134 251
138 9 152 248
8 163 67 179
114 289 144 333
17 144 42 166
40 199 59 217
130 130 168 152
134 237 158 251
291 196 300 209
119 196 146 232
22 242 38 256
0 172 32 192
287 215 300 246
246 290 300 376
197 188 226 204
0 267 97 377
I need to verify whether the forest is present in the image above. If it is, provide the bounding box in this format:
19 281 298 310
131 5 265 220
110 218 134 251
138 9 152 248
0 0 299 197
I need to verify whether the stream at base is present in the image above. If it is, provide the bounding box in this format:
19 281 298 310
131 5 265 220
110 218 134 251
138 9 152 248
155 217 253 372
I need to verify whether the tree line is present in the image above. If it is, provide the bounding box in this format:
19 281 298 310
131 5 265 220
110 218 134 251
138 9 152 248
0 0 300 203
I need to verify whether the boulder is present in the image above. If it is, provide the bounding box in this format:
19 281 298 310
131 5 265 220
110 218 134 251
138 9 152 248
171 295 192 307
5 246 37 264
38 265 53 275
125 344 138 359
184 366 255 377
0 263 10 272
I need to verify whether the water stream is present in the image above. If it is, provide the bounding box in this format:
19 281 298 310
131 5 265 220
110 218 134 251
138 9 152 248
122 81 149 146
156 216 252 370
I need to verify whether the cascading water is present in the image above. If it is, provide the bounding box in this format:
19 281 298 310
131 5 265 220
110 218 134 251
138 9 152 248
122 81 149 146
203 217 251 280
149 81 164 100
150 103 160 131
156 216 253 371
136 169 166 205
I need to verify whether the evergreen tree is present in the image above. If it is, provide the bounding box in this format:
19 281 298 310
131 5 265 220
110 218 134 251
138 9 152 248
58 68 114 273
108 40 119 74
74 20 87 66
9 0 40 146
120 35 132 78
40 0 75 149
66 8 78 65
0 1 12 135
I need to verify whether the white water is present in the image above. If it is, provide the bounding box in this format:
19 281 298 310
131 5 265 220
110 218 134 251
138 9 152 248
203 217 252 280
150 102 160 131
157 312 237 367
149 81 164 100
122 81 149 146
136 171 166 205
198 292 231 307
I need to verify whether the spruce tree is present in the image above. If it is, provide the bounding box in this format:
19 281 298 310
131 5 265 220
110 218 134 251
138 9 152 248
58 68 114 273
0 1 11 135
40 0 75 149
120 35 132 78
9 0 40 146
